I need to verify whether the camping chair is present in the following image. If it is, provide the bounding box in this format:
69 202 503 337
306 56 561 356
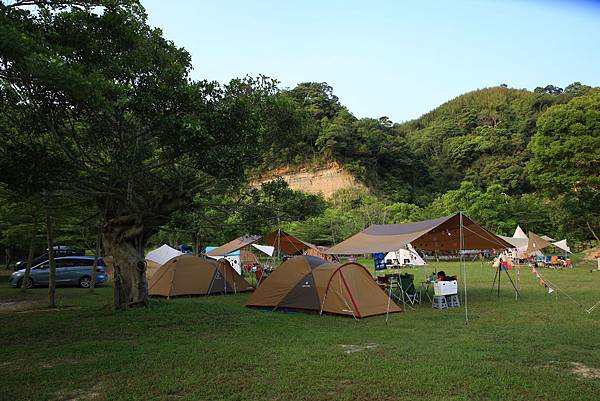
399 274 419 305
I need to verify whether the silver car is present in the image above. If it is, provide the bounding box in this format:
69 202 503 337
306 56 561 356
8 256 108 288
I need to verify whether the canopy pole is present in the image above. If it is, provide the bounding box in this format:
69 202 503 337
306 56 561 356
460 212 469 325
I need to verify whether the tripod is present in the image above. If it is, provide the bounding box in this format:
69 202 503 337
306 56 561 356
490 266 521 299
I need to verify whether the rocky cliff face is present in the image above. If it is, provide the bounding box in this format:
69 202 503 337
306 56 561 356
252 163 365 199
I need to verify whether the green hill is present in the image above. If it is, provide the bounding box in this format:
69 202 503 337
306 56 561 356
259 82 591 205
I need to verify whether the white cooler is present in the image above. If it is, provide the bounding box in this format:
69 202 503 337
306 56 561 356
434 280 458 295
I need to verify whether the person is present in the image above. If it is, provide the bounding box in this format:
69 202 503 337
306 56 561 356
437 270 446 281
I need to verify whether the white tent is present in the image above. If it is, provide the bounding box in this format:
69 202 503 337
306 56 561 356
513 225 528 239
146 244 183 266
384 244 426 267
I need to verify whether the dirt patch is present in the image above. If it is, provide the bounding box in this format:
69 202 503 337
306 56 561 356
0 300 43 313
582 246 600 261
54 383 102 401
537 361 600 380
338 343 378 354
570 362 600 379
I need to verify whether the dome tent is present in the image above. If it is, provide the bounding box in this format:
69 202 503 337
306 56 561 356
149 255 253 297
245 255 401 318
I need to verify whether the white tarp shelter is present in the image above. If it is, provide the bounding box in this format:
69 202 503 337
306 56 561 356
251 244 275 256
552 239 571 254
146 244 183 266
384 244 426 267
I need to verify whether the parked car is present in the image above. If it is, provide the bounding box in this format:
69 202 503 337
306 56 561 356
9 256 108 289
13 246 84 271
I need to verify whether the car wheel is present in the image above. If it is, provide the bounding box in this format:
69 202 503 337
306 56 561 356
79 276 91 288
17 277 33 289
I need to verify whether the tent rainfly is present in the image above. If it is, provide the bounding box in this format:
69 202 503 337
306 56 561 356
149 255 252 297
326 213 511 255
246 255 400 318
146 244 183 265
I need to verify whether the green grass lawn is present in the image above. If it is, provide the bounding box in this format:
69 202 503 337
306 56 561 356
1 258 599 401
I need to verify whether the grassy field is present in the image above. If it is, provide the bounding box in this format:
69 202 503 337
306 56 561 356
1 258 599 401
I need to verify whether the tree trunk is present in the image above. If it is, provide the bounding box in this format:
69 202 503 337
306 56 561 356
193 233 199 256
90 228 101 293
45 203 57 308
21 215 37 293
5 248 11 270
103 218 148 309
587 221 599 243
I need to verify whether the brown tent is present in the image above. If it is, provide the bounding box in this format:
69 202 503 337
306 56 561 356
327 213 512 254
145 259 162 279
149 255 253 297
245 255 401 318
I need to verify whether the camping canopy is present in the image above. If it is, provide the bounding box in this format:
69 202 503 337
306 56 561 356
526 232 554 255
207 230 318 259
251 244 275 256
260 229 313 255
149 255 252 297
206 236 261 258
552 239 571 253
327 213 511 255
245 255 401 318
146 244 183 265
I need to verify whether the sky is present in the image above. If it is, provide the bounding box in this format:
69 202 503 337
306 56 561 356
142 0 600 123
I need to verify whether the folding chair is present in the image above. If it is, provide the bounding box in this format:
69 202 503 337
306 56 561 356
399 273 419 305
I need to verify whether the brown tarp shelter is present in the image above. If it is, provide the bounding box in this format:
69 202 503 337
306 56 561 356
240 249 259 265
149 255 253 297
327 213 512 254
245 255 401 318
206 235 261 258
260 229 313 255
526 232 554 255
207 229 321 259
303 246 339 263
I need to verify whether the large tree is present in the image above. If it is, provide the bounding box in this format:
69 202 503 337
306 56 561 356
0 0 278 308
527 91 600 241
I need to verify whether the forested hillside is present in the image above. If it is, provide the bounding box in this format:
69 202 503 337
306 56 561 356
247 82 599 246
149 82 599 249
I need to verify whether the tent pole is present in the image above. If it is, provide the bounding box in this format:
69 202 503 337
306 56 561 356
460 211 468 325
385 280 392 323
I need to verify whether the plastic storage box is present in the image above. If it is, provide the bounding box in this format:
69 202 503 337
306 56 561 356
434 280 458 295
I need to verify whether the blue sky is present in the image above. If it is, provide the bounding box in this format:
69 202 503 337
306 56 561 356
142 0 600 123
